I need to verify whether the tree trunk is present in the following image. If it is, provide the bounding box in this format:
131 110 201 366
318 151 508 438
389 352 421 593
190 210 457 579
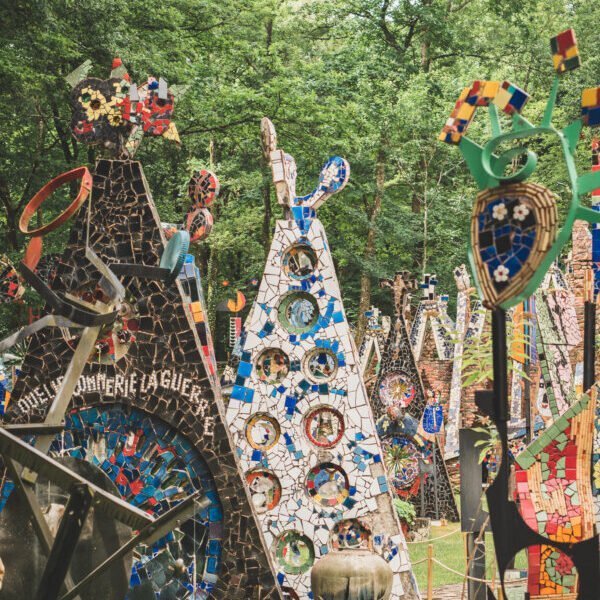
261 17 275 256
206 137 220 335
355 138 387 345
0 176 19 250
50 97 73 164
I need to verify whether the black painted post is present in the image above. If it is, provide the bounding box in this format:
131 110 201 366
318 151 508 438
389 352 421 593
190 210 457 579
35 483 93 600
491 308 509 425
459 428 490 600
466 533 487 600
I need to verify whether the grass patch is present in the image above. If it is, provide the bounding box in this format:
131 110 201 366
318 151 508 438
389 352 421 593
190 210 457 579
407 524 527 591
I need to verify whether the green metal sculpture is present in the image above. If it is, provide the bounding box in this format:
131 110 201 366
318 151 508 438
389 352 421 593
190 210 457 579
440 28 600 309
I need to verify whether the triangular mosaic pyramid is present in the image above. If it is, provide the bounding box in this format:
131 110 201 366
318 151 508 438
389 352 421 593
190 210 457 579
369 273 459 521
225 119 418 599
0 59 279 598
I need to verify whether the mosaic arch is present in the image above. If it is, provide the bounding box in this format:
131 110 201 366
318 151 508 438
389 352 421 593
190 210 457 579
225 119 418 599
50 404 223 596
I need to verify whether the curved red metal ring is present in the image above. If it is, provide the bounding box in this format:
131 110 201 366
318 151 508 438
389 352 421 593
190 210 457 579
19 166 93 237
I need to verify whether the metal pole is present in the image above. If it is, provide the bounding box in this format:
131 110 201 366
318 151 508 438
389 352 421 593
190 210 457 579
467 533 487 600
35 483 93 600
491 308 509 424
433 438 439 520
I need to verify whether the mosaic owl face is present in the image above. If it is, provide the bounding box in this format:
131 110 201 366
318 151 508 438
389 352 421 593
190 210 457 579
70 77 132 150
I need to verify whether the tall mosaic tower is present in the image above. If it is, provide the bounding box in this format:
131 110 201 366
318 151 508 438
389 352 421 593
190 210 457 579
0 60 277 599
225 119 418 599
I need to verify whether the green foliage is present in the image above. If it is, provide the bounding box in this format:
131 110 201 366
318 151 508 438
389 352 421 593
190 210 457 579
472 426 500 464
461 297 534 388
393 497 416 525
1 0 599 354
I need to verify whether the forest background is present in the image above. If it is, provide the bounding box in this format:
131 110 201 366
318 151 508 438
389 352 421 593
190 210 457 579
2 0 600 358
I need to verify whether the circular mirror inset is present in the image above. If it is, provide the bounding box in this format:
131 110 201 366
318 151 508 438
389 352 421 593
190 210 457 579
382 436 421 491
331 519 371 550
255 348 290 384
246 469 282 513
304 406 344 448
304 347 338 382
379 371 416 409
245 413 281 451
282 244 317 280
278 292 320 334
275 531 315 574
306 462 349 507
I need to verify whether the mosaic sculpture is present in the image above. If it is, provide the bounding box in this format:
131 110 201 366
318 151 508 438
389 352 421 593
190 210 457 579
590 140 600 530
358 306 390 386
508 302 527 432
409 274 454 362
225 118 419 599
440 28 599 598
0 257 24 305
0 59 278 599
443 265 485 458
369 272 458 521
440 29 600 311
534 275 581 423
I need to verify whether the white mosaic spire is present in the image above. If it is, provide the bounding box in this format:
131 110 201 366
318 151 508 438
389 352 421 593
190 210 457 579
444 265 474 458
225 119 418 599
410 273 454 361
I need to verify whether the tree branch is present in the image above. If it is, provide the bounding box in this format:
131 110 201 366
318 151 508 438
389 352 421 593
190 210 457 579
180 115 257 135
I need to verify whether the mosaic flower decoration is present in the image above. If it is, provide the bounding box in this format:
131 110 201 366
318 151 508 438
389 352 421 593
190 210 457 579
67 58 186 157
383 436 421 492
439 28 600 309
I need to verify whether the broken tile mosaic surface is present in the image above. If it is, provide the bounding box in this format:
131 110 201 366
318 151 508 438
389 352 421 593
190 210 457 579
591 141 600 297
50 404 223 596
471 183 558 308
410 274 454 361
0 156 278 599
515 390 596 597
225 120 418 599
0 256 24 304
67 58 183 158
550 28 581 74
370 274 459 521
358 307 390 389
443 265 481 458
